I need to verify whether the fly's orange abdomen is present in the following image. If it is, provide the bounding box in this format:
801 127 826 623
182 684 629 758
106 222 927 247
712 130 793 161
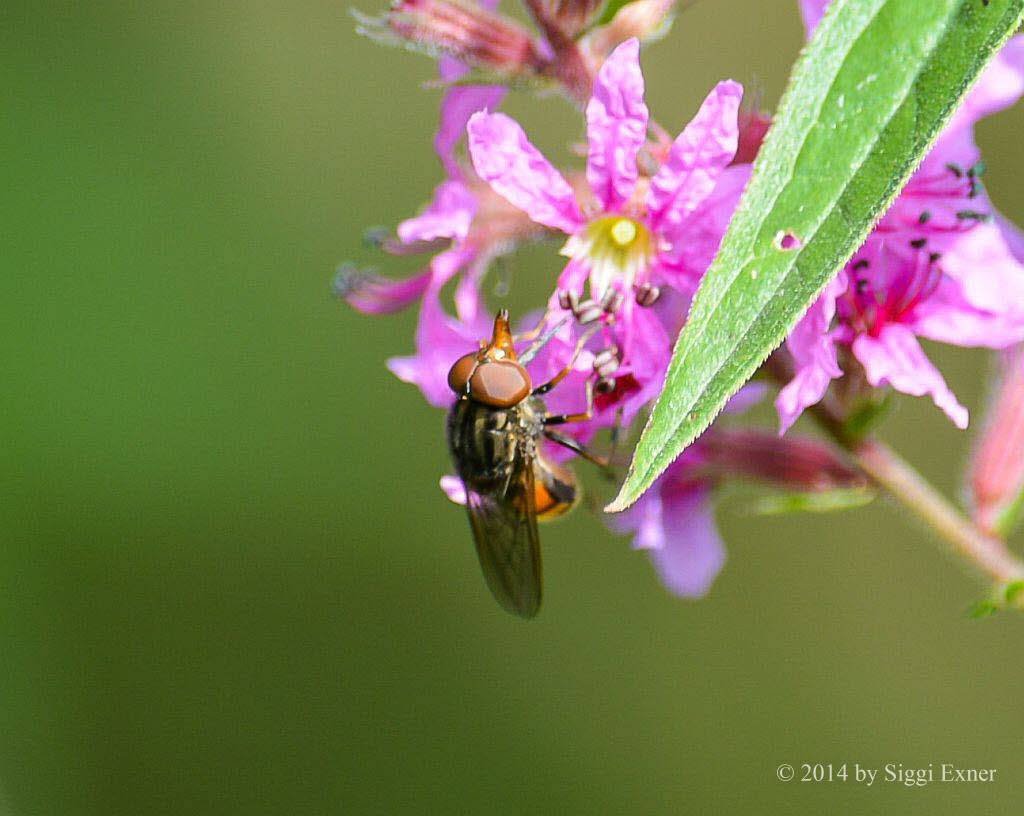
533 457 578 520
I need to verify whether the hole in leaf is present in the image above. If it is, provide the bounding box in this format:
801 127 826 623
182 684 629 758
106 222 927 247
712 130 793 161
774 230 802 251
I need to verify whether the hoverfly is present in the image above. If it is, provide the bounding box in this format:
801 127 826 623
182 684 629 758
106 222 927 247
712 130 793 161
446 308 613 618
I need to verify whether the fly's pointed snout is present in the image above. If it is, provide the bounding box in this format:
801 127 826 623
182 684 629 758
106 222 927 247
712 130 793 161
490 310 517 360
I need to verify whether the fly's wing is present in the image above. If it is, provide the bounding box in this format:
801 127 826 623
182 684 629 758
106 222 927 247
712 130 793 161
463 449 542 619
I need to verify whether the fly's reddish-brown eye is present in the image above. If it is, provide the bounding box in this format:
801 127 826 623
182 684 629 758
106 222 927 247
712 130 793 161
447 352 479 394
469 360 531 407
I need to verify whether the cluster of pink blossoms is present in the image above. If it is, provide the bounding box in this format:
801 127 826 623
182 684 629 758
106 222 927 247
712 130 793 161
779 0 1024 432
339 0 1024 599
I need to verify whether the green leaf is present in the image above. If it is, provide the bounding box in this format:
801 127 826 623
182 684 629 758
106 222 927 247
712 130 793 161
594 0 638 27
842 391 894 441
1004 580 1024 604
967 600 1000 619
993 484 1024 539
607 0 1024 513
747 487 875 517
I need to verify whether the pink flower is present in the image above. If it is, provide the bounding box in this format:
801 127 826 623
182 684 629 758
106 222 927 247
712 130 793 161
467 38 747 427
777 4 1024 432
610 449 726 597
610 392 864 597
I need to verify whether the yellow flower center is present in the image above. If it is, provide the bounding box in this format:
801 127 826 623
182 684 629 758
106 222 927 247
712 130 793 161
560 215 654 300
609 218 637 247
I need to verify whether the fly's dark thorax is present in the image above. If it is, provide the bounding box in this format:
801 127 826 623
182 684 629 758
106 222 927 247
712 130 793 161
447 395 544 487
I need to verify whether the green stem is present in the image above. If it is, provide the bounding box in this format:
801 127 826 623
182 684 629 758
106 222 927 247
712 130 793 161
809 402 1024 597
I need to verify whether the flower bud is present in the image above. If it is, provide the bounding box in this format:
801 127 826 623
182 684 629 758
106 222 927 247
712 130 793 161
333 263 431 314
732 107 772 165
971 347 1024 536
582 0 675 64
702 429 865 492
387 0 547 78
531 0 606 38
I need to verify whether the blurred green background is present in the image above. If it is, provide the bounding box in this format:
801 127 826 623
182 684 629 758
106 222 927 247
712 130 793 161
3 1 1024 813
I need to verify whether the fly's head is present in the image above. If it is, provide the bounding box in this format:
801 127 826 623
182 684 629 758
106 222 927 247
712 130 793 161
448 310 532 408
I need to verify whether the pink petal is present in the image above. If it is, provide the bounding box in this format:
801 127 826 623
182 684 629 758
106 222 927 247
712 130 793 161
585 38 649 211
852 324 969 429
453 254 487 324
607 445 724 598
439 475 467 505
334 265 432 315
467 111 583 233
657 163 750 285
996 211 1024 263
619 300 670 383
936 223 1024 318
436 85 507 179
909 277 1024 348
555 255 592 295
725 382 768 414
776 360 836 434
397 180 477 244
584 303 672 430
776 271 847 433
609 480 667 549
703 428 864 491
798 0 829 36
647 81 743 237
616 482 725 598
438 54 468 84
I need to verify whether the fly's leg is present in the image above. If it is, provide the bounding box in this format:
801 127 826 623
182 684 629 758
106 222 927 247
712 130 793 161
543 406 624 480
531 324 601 396
542 378 596 425
543 429 609 468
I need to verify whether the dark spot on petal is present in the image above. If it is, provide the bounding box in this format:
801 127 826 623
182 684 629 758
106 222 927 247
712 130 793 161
909 238 927 249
